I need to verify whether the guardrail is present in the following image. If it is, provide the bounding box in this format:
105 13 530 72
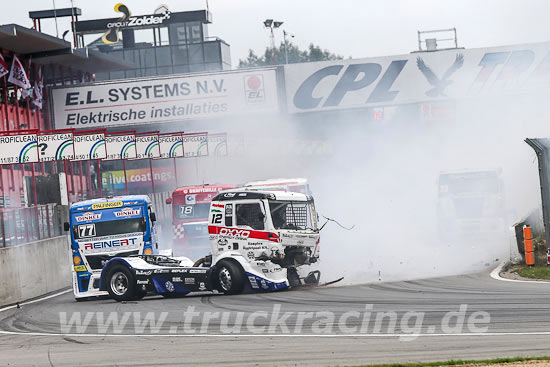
0 204 65 247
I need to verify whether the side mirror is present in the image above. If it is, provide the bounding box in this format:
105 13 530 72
165 197 172 205
150 212 157 222
140 218 147 232
63 222 70 232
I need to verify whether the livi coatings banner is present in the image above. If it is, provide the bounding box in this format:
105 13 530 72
0 133 39 164
51 68 279 128
37 132 74 162
102 167 175 189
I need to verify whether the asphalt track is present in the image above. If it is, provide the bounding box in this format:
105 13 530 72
0 269 549 367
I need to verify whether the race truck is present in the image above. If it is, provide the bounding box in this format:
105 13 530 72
64 195 159 300
166 184 237 258
437 169 507 241
244 178 312 195
99 189 322 301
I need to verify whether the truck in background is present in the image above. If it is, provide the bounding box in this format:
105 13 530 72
64 195 159 300
166 184 237 258
437 169 507 242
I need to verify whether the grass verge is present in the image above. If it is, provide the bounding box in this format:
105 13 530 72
514 265 550 280
356 356 550 367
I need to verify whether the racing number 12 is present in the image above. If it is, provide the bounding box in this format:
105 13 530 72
211 213 222 224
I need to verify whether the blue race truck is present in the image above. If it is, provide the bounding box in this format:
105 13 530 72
64 195 159 300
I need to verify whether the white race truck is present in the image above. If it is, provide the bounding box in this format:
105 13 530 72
99 189 323 301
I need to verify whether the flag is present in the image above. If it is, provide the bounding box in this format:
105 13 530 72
8 55 31 89
32 67 43 109
0 54 8 78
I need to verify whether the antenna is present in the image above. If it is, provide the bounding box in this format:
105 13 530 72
52 0 59 38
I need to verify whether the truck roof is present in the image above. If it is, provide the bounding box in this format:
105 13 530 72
244 178 308 187
173 184 237 195
213 189 311 202
70 195 151 211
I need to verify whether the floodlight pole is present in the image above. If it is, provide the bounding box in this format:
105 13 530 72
283 30 289 64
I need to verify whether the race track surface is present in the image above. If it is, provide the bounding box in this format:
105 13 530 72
1 270 549 366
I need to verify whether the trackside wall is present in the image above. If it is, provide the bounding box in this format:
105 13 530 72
0 236 71 307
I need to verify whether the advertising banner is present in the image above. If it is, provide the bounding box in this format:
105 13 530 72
37 132 74 162
51 68 280 128
0 133 39 164
102 167 175 190
183 133 208 158
207 133 227 157
158 134 184 158
105 133 137 160
284 41 550 113
73 132 107 161
135 134 160 159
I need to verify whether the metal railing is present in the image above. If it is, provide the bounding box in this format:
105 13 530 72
0 204 66 247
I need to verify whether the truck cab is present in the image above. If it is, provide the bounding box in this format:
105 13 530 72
208 189 320 292
168 184 237 258
65 195 158 299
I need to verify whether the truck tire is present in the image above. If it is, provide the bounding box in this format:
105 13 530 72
107 265 136 302
215 261 245 295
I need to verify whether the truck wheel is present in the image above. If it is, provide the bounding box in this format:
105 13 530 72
215 261 245 295
107 265 136 302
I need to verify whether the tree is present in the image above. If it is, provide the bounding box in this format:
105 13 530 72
238 42 343 68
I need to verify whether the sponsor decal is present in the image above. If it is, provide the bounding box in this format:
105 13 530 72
247 251 255 260
185 277 195 285
223 193 236 198
185 194 196 204
82 237 139 251
114 207 141 217
135 270 152 276
92 201 123 210
172 277 182 282
190 269 207 274
75 212 102 222
170 269 188 273
244 74 265 103
153 269 170 274
219 228 250 239
73 265 87 272
165 281 175 292
198 282 206 291
225 204 233 215
218 238 228 246
248 276 259 289
136 279 149 285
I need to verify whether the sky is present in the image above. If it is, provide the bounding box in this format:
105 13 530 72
3 0 550 67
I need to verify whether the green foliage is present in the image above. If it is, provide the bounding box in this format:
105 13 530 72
357 356 550 367
515 265 550 280
238 42 343 68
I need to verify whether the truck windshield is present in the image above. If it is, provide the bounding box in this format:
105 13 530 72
439 173 499 196
73 217 144 239
269 201 317 231
175 203 210 220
